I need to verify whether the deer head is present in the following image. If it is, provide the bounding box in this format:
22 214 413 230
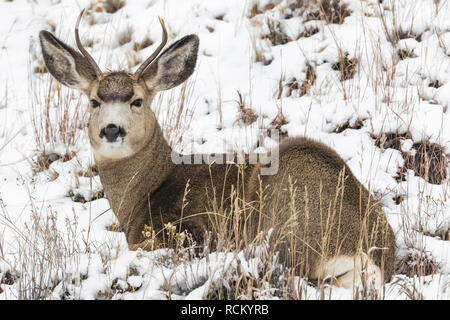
39 10 199 161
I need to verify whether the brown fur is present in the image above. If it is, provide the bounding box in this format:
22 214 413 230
97 72 134 102
40 27 395 286
39 31 97 91
97 120 256 246
97 123 395 282
247 138 395 282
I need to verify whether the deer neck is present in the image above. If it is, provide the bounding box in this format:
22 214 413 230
96 122 175 213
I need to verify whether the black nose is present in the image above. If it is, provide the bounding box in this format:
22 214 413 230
100 124 126 142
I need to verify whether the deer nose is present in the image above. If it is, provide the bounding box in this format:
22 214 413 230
100 124 126 142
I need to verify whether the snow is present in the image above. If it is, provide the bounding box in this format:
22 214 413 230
0 0 449 299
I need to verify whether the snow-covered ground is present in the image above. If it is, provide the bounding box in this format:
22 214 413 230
0 0 449 299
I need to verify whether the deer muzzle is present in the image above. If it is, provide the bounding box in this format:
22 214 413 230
100 124 127 142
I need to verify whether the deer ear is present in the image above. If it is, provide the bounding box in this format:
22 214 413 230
140 34 199 92
39 30 97 93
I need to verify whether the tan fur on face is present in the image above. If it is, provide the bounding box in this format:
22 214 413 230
39 30 198 163
87 73 156 162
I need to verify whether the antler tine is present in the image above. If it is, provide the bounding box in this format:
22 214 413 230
134 17 168 79
75 9 102 79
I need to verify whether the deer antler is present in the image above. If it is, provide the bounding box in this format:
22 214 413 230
75 9 102 79
134 17 168 79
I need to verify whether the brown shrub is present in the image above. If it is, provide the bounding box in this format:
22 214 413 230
235 91 258 125
332 53 358 81
374 132 448 185
34 152 75 173
334 118 364 134
133 37 153 52
404 141 448 185
264 19 291 46
395 248 439 277
286 0 352 24
102 0 125 13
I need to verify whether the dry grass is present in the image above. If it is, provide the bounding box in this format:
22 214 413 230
123 50 142 69
281 76 299 98
270 109 288 134
263 19 291 46
314 0 352 24
396 248 439 277
331 52 358 81
154 76 198 151
69 189 104 204
107 222 122 232
248 1 277 19
297 25 320 39
374 131 411 152
34 152 75 172
117 25 134 47
33 58 48 74
299 64 316 96
102 0 125 13
0 188 85 299
133 36 153 52
374 132 449 185
334 118 364 134
278 64 316 98
398 48 415 60
235 91 258 125
29 74 88 173
285 0 352 24
394 200 442 289
404 141 448 185
87 0 125 14
80 165 99 178
250 32 273 66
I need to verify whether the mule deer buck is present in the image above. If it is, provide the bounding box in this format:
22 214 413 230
39 10 395 288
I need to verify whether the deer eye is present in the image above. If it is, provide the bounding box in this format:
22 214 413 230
90 99 100 108
131 99 143 108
